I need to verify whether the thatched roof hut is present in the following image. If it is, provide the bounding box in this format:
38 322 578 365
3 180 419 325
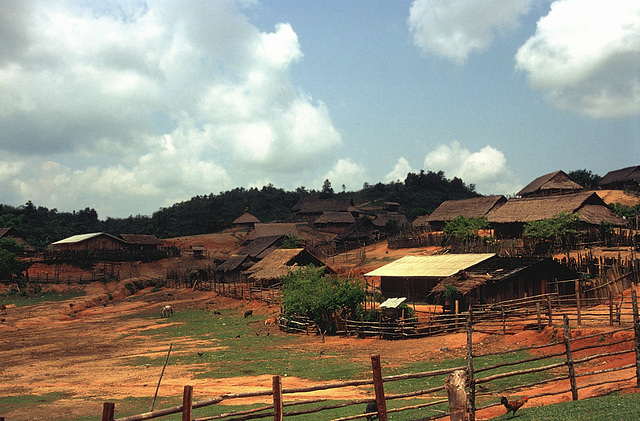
373 214 410 230
238 235 284 259
412 211 430 228
599 166 640 191
313 211 356 234
427 195 507 230
0 227 35 252
120 234 161 251
233 211 260 229
517 170 583 198
486 192 627 238
250 223 299 239
215 254 255 283
247 248 332 285
292 196 355 221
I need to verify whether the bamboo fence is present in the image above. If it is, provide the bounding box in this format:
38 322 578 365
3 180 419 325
100 291 640 421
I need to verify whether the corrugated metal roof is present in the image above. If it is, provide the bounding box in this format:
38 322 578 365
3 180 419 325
379 297 406 308
51 232 106 245
364 254 495 278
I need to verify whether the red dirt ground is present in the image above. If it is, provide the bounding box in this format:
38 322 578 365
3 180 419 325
1 234 638 420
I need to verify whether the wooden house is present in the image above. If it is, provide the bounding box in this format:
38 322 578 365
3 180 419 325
250 223 299 240
51 232 128 251
430 257 581 308
333 218 380 246
486 191 627 238
291 196 355 222
313 211 356 234
517 170 583 198
372 214 410 231
120 234 161 252
215 254 255 283
0 227 35 252
233 210 260 229
364 254 496 301
246 248 333 286
599 166 640 191
427 195 507 231
238 235 285 260
412 211 430 228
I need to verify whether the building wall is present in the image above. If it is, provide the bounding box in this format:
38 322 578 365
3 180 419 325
58 235 125 251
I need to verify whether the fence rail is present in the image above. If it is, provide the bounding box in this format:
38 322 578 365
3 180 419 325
100 290 640 421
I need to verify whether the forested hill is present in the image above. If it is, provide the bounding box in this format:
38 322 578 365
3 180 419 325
1 170 478 248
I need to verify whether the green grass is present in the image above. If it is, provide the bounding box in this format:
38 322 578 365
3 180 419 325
489 392 640 420
0 290 85 306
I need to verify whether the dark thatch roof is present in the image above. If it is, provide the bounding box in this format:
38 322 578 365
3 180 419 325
238 235 284 259
0 227 35 251
599 166 640 187
314 212 355 224
120 234 161 245
251 223 299 239
216 254 254 272
517 170 583 197
292 196 354 214
412 212 430 227
373 214 410 228
486 192 626 226
233 211 260 225
247 248 332 281
428 195 507 222
334 218 378 242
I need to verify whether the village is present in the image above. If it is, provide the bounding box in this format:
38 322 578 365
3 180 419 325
1 166 640 421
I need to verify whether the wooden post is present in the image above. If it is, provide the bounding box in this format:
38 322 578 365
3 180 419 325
536 302 541 332
182 385 193 421
455 300 459 331
272 375 283 421
151 343 173 411
371 355 388 421
632 290 640 388
609 290 614 327
547 295 553 326
575 280 581 326
501 305 506 335
466 305 475 421
563 315 578 401
446 370 468 421
101 402 115 421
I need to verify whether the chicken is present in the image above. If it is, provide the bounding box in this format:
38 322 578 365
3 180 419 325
501 396 528 416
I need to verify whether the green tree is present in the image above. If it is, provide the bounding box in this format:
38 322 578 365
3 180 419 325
568 169 601 189
444 216 489 242
523 212 581 253
281 266 366 334
0 239 28 282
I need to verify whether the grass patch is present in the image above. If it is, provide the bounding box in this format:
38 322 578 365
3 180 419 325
0 392 72 412
489 392 640 420
0 290 85 307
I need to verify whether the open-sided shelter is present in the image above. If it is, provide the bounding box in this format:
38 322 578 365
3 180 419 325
364 254 495 301
430 257 581 308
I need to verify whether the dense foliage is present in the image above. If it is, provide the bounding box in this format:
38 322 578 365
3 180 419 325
280 265 366 334
0 239 28 281
567 169 602 189
523 212 581 252
443 216 490 242
0 170 478 248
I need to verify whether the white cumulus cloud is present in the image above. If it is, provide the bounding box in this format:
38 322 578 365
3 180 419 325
320 159 367 193
516 0 640 117
423 141 521 195
408 0 533 64
385 158 415 183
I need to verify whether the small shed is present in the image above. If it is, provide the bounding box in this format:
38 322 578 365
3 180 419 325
364 254 496 301
51 232 127 251
517 170 583 198
120 234 162 252
379 297 408 320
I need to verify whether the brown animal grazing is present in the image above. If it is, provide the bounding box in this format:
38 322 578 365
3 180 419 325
213 310 221 315
243 310 253 318
161 305 174 318
501 396 528 416
264 317 277 325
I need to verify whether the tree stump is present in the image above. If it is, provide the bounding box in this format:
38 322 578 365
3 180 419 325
445 369 468 421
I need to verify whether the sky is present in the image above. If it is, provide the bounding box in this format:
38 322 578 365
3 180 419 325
1 0 638 219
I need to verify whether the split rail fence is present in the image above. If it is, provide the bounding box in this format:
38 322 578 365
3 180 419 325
99 291 640 421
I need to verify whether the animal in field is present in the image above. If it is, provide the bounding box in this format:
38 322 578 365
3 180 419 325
364 401 377 420
264 317 277 325
161 305 174 318
243 309 253 318
501 396 528 417
213 310 221 315
0 304 6 315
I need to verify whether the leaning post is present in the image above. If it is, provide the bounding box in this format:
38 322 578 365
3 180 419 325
467 305 475 421
371 355 388 421
632 290 640 388
563 315 578 400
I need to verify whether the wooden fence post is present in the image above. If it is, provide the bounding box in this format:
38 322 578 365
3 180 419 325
182 385 193 421
536 302 541 332
501 305 506 335
609 290 614 326
575 280 581 326
272 375 283 421
547 295 553 327
371 355 388 421
466 305 475 421
445 370 468 421
563 315 578 401
455 300 459 331
101 402 115 421
632 290 640 388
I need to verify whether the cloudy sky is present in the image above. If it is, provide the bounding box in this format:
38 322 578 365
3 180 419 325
1 0 638 218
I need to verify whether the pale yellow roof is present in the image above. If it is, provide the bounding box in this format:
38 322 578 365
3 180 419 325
364 254 495 278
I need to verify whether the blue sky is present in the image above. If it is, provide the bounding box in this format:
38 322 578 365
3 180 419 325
1 0 638 218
